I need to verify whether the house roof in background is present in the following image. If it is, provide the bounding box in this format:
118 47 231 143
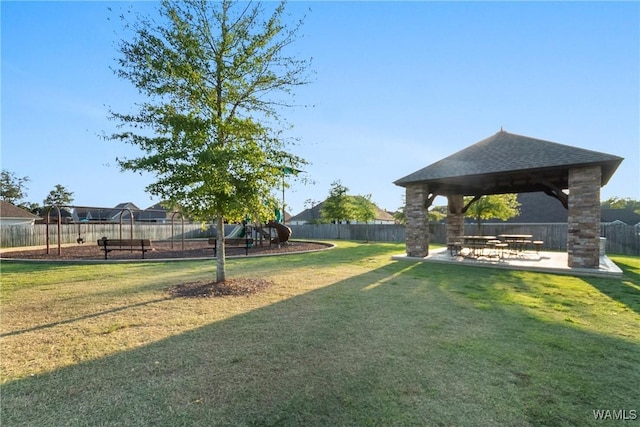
0 201 40 219
601 208 640 225
289 201 395 223
373 206 395 222
505 192 568 223
289 203 324 222
114 202 140 210
394 130 623 196
145 203 169 211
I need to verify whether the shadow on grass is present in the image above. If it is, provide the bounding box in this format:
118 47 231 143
585 256 640 315
2 257 639 426
0 297 171 338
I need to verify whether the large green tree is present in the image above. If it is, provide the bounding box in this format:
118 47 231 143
351 194 376 242
320 181 352 238
108 0 311 282
0 170 30 207
602 197 640 214
464 194 520 233
320 182 379 239
43 184 74 207
351 195 376 224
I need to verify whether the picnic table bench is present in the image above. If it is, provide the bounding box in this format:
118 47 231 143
449 234 544 259
97 237 152 259
208 237 254 256
461 236 498 258
499 234 533 254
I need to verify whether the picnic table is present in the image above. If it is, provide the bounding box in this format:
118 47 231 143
499 234 533 254
460 235 498 257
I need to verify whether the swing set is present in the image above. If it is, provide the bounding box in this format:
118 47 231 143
44 204 187 256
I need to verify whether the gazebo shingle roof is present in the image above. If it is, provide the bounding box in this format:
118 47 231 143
394 130 623 196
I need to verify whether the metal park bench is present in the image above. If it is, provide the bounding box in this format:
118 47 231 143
97 237 152 260
208 237 254 256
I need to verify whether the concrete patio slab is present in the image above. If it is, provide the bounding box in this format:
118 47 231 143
392 247 624 279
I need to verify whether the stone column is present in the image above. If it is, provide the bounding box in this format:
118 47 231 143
567 166 601 269
405 183 429 257
446 194 465 243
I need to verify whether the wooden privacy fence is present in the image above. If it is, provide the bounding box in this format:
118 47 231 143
2 222 638 256
0 223 213 248
289 224 408 242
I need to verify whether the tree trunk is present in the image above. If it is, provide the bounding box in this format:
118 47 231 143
216 215 226 283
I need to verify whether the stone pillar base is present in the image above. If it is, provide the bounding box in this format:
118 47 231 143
405 184 430 257
446 195 464 244
567 166 601 269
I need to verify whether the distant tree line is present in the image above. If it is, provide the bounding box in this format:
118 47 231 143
4 168 639 226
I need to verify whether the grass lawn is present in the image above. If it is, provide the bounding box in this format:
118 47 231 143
1 241 638 426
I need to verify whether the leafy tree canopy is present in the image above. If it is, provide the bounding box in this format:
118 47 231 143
0 170 30 207
319 181 380 240
107 0 312 281
320 182 379 224
351 194 376 224
108 0 310 223
601 197 640 212
320 181 353 224
393 208 405 225
351 194 378 242
43 184 74 207
428 205 447 223
464 194 520 231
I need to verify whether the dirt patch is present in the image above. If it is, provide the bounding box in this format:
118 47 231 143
168 278 273 298
0 240 331 261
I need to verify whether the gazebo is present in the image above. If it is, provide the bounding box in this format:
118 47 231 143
394 130 623 269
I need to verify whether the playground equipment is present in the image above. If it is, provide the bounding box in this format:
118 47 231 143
208 218 291 256
209 224 254 256
42 203 293 257
214 221 291 246
45 204 185 256
252 221 291 246
266 221 292 245
45 205 135 256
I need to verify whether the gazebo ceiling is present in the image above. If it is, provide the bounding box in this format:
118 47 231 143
394 130 623 197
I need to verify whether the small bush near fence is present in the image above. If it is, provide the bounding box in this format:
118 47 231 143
2 222 638 256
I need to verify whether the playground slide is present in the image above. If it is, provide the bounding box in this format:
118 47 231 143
266 221 292 244
212 224 245 239
226 224 245 238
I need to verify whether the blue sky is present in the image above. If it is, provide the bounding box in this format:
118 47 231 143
2 1 638 216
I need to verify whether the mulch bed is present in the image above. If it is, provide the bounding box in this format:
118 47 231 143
1 240 330 261
168 278 273 298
